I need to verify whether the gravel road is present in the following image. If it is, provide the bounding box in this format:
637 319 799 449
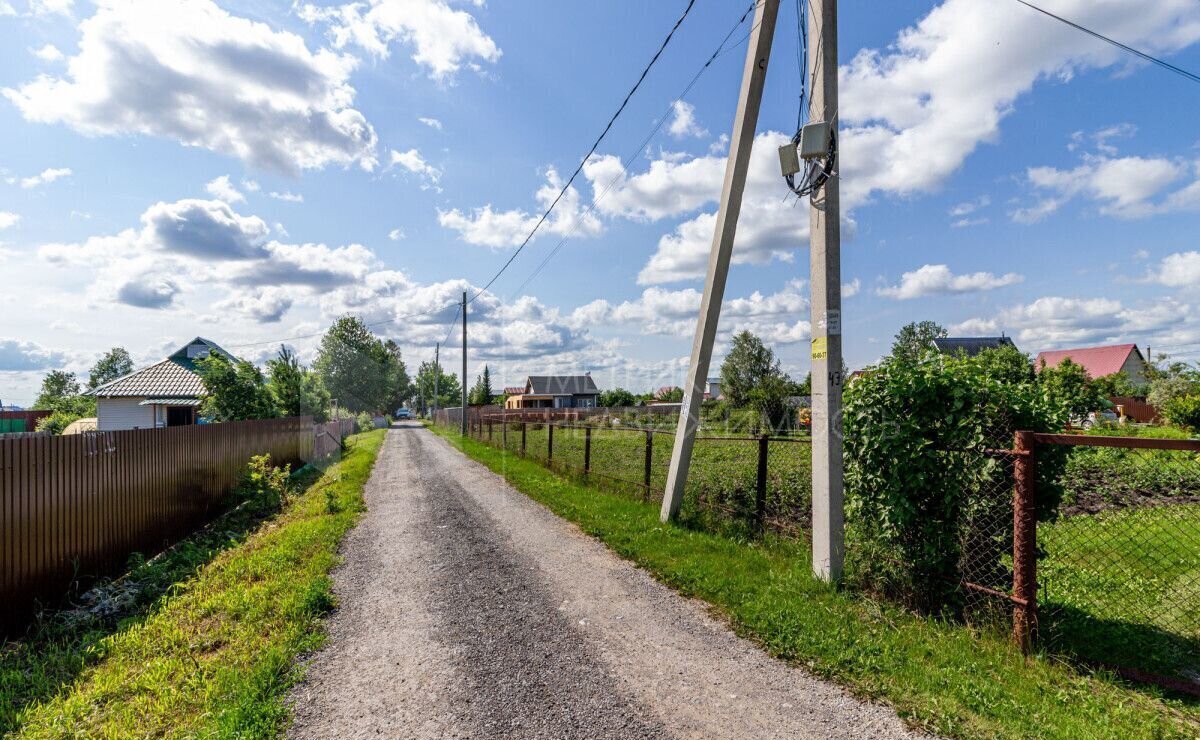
288 423 917 739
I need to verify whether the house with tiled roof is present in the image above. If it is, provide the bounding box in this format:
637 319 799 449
503 374 600 409
1035 343 1150 386
933 336 1018 356
86 338 235 431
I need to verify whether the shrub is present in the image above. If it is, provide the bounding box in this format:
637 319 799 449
355 411 374 432
236 454 293 514
1161 394 1200 432
36 410 84 435
843 351 1065 613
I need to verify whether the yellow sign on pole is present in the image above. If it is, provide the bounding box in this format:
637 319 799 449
811 336 828 360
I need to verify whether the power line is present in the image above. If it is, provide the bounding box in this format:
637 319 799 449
1015 0 1200 85
467 0 700 305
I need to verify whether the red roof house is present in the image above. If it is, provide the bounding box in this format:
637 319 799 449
1035 343 1149 384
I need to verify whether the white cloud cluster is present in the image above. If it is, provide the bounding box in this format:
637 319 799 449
269 191 304 203
667 100 706 139
205 175 244 204
1154 251 1200 289
20 167 71 189
438 167 601 248
30 44 64 62
418 116 443 130
878 264 1023 300
297 0 500 81
838 0 1200 206
0 211 19 230
1013 152 1200 222
4 0 378 174
390 148 441 186
0 338 66 372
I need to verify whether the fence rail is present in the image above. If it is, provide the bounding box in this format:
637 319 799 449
0 416 348 630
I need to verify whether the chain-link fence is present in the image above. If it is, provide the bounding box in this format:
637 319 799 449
461 415 812 537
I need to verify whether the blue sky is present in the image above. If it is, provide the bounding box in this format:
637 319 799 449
2 0 1200 406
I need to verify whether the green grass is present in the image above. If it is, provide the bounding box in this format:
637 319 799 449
432 423 1199 739
1039 504 1200 682
2 429 386 738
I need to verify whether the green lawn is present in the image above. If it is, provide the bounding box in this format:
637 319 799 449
1039 503 1200 682
2 429 385 738
433 423 1199 739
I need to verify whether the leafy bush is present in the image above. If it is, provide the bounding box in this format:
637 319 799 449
35 410 85 435
1161 394 1200 432
355 411 374 432
844 351 1065 613
236 454 293 514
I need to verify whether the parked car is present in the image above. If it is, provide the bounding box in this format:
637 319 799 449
1074 409 1119 429
394 408 412 420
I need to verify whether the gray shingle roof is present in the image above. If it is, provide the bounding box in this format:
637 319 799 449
526 375 599 396
89 359 205 398
932 337 1017 357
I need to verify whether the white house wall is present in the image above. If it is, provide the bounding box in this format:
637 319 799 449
97 397 156 431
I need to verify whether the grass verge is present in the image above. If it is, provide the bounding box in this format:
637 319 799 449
431 423 1198 739
2 429 385 738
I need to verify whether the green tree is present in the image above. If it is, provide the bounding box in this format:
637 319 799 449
890 320 947 363
1092 372 1145 400
314 317 393 413
34 370 81 410
1038 358 1105 424
468 365 494 406
266 345 330 421
599 388 635 407
655 386 684 402
196 353 276 422
1162 395 1200 431
87 347 134 390
972 345 1034 386
720 330 785 408
382 339 412 413
414 360 461 412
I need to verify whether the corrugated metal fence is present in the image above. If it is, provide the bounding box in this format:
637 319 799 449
0 416 339 630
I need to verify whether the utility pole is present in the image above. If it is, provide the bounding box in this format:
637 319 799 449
660 0 780 523
808 0 844 582
461 291 468 436
433 342 440 415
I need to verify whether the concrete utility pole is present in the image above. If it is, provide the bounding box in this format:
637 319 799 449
461 291 468 436
808 0 844 582
660 0 780 523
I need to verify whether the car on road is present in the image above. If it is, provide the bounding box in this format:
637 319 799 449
395 408 412 420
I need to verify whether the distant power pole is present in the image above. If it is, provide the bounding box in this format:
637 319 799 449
434 342 440 415
808 0 844 582
660 0 780 523
461 291 468 436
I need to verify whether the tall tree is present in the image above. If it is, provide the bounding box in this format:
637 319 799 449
468 365 494 406
196 353 276 421
599 387 635 407
34 370 81 410
382 339 412 413
87 347 134 389
314 316 392 413
891 321 947 363
1038 357 1105 424
266 345 330 421
414 360 461 411
720 330 784 408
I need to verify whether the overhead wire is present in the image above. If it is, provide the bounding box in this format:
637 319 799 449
1014 0 1200 85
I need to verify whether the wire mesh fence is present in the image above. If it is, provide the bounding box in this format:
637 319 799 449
464 416 812 536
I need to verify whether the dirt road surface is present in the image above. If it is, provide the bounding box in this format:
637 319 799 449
288 423 917 739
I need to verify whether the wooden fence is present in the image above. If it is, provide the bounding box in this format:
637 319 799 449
0 417 321 630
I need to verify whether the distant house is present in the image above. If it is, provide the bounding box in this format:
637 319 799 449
87 337 235 431
932 336 1018 356
504 374 600 409
705 377 722 400
1035 343 1149 386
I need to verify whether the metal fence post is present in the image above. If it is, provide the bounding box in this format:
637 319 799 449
584 427 592 474
755 434 769 534
503 420 508 448
1013 430 1038 652
521 422 527 456
643 431 653 501
548 424 554 461
488 419 493 442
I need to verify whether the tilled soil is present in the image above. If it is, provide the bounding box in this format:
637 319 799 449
287 423 917 739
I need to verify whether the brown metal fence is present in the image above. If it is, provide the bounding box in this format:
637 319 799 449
313 418 357 461
960 432 1200 696
0 417 325 629
458 415 813 536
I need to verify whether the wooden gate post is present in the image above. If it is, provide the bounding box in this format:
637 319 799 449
643 431 654 501
521 422 527 456
548 424 554 461
755 434 769 534
1012 430 1038 652
584 427 592 474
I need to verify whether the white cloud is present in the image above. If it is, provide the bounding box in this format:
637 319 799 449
0 2 16 16
20 167 71 189
438 167 602 248
388 228 405 241
418 116 443 130
205 175 245 203
214 286 294 323
838 0 1200 205
389 148 441 185
269 191 304 203
241 179 260 192
30 44 64 62
28 0 71 16
297 0 501 81
0 338 66 371
666 100 706 139
949 195 989 217
0 211 19 230
1013 154 1190 222
842 278 861 298
1154 251 1200 288
878 263 1023 299
4 0 378 175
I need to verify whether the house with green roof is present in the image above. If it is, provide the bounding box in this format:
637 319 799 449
86 337 235 431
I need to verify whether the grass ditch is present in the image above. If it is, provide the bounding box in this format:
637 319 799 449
431 423 1199 739
1 428 385 737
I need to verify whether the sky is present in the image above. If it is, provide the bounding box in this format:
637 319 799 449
2 0 1200 407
